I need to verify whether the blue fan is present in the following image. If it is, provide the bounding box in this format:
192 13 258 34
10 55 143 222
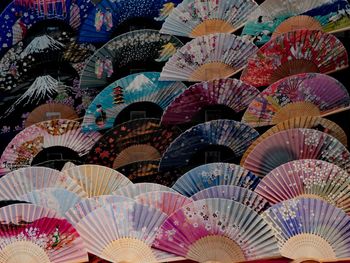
82 72 187 132
159 120 259 172
172 162 260 197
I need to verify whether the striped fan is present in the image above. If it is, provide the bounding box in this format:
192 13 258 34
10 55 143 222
256 159 350 214
62 164 132 197
153 198 279 262
0 119 101 175
75 201 168 263
242 73 350 127
191 185 270 214
172 162 260 197
242 128 350 177
160 33 258 82
0 167 85 199
18 187 82 217
160 0 258 37
240 116 348 166
240 30 348 87
161 78 260 126
159 119 259 172
82 72 187 132
87 118 181 169
79 30 183 90
262 198 350 261
112 183 176 198
0 203 88 263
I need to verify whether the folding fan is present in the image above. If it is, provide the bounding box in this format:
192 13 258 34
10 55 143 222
240 30 348 87
172 162 260 197
117 160 182 186
159 120 259 172
242 73 350 127
18 187 82 217
161 78 260 126
62 164 132 197
160 33 258 82
79 30 183 90
191 185 270 214
75 201 168 263
262 198 350 261
82 72 187 132
240 116 348 166
153 198 279 262
61 161 76 171
112 183 176 199
160 0 258 37
0 119 101 175
0 203 88 263
242 128 350 177
0 167 85 199
87 118 181 169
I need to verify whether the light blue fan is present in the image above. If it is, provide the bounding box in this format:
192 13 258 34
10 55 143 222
82 72 187 132
172 163 260 197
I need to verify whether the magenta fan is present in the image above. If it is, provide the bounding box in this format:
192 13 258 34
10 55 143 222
153 198 279 262
242 128 350 177
161 78 260 126
255 159 350 214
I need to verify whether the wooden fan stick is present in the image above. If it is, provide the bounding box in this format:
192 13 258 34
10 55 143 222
321 106 350 117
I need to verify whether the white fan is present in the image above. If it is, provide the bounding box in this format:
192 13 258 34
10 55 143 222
112 183 176 198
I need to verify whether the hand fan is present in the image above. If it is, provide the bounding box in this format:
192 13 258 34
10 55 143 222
78 0 182 43
18 187 82 217
159 119 259 172
240 30 348 87
79 29 183 90
82 72 187 132
191 185 270 214
160 33 258 82
0 167 85 199
61 161 76 171
117 160 182 186
172 162 260 197
262 198 350 261
161 78 260 126
242 73 350 127
75 201 168 263
242 128 350 177
153 198 279 262
62 164 132 197
240 116 348 166
0 119 101 175
0 203 88 263
87 118 181 169
134 191 192 216
255 159 350 214
160 0 258 37
112 183 176 198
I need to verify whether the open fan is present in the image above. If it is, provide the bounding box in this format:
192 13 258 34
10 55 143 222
160 0 258 37
240 116 348 166
159 119 259 172
112 183 176 198
161 78 260 126
172 162 260 197
87 118 181 169
79 29 183 90
255 159 350 214
242 128 350 177
0 167 85 199
240 30 348 87
191 185 270 214
0 203 88 263
82 72 187 132
160 33 258 82
62 164 132 197
262 198 350 261
153 198 279 262
0 119 101 175
242 73 350 127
